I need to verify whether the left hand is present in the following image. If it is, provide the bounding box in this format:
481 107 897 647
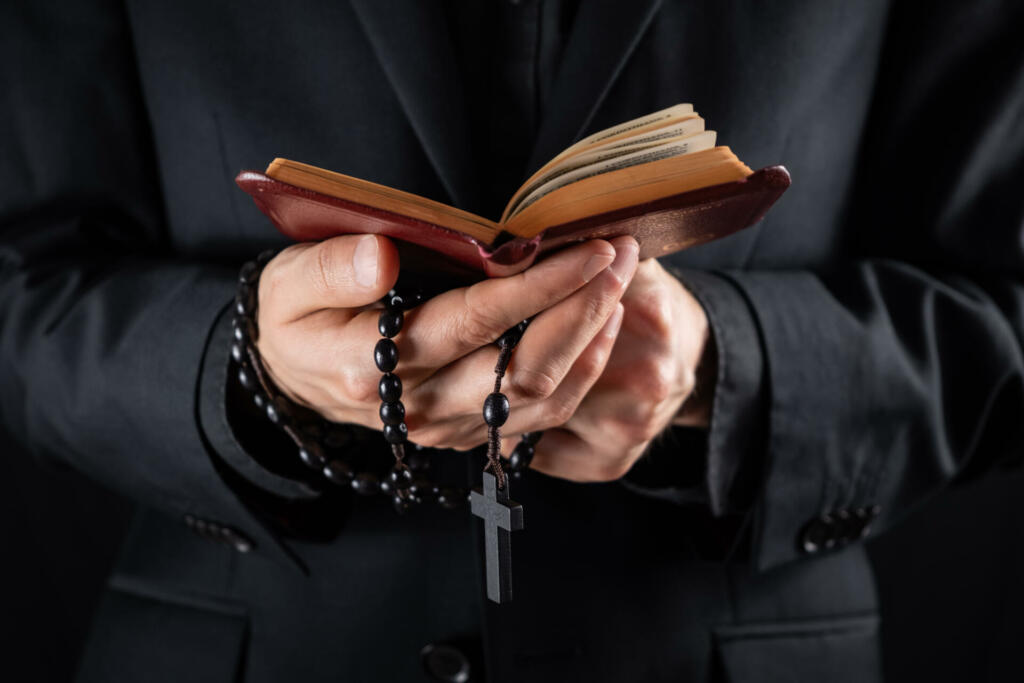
503 247 714 482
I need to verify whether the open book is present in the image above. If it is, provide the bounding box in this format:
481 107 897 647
237 104 789 278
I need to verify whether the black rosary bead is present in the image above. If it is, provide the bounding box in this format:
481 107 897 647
234 285 256 317
385 285 425 311
388 467 413 489
378 309 404 338
237 365 256 391
508 443 534 472
521 431 543 446
483 392 510 427
379 373 402 402
233 318 256 344
352 472 380 495
265 397 292 426
409 478 434 503
437 488 462 509
238 260 259 286
392 493 411 514
383 422 408 444
497 319 530 349
406 449 430 472
379 401 405 425
256 248 276 266
298 443 326 470
374 338 399 372
401 286 425 309
322 459 353 484
231 258 489 516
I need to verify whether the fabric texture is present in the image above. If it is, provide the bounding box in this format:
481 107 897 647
1 1 1022 681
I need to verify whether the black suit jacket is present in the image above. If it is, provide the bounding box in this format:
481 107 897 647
2 1 1022 682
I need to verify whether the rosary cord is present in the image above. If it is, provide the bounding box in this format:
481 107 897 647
243 312 310 455
484 343 515 489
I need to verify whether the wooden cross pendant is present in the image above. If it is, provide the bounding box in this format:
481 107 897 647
470 471 524 603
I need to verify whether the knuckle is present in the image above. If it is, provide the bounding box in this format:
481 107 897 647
258 262 287 310
511 367 559 401
452 290 506 347
590 459 633 482
575 346 608 379
631 358 675 403
622 410 662 442
339 367 377 404
630 294 674 340
602 401 657 444
583 287 619 323
312 242 346 297
678 366 697 397
547 397 576 425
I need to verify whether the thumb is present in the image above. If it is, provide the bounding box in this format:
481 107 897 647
260 234 400 324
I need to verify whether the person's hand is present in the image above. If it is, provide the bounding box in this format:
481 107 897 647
254 234 638 445
500 249 714 481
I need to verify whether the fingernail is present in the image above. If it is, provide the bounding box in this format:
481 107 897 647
582 250 615 282
354 235 379 287
608 240 639 282
604 304 625 338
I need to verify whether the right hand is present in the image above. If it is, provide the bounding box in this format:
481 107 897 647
255 233 640 450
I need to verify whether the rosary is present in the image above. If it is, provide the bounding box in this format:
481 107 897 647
233 250 540 603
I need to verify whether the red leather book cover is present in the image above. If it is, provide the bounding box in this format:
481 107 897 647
236 165 790 280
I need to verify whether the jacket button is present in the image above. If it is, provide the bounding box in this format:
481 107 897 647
183 515 254 553
420 643 471 683
799 515 832 554
853 505 880 539
220 527 254 553
833 509 855 543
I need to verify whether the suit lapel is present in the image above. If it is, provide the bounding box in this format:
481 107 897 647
349 0 475 208
526 0 664 175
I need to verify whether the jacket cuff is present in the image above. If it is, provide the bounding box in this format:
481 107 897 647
197 302 322 502
669 269 769 516
725 270 885 573
196 300 361 566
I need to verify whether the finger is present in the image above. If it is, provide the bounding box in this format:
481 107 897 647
260 234 400 324
416 302 623 451
299 239 619 401
527 428 643 483
398 239 616 368
403 298 623 433
504 237 637 401
506 302 624 431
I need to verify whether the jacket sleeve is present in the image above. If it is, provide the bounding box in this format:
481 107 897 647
0 0 317 570
659 0 1024 572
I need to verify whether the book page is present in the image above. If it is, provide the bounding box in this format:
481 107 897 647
550 103 695 163
265 158 498 242
508 131 717 219
501 117 707 221
504 147 752 239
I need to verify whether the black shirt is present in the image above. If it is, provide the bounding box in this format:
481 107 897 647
445 0 580 218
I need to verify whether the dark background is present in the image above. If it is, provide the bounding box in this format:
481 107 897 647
1 430 1020 682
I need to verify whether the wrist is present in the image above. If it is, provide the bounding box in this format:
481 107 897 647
668 272 716 428
674 329 717 427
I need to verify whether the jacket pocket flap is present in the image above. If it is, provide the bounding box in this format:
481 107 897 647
713 614 880 683
76 577 248 683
